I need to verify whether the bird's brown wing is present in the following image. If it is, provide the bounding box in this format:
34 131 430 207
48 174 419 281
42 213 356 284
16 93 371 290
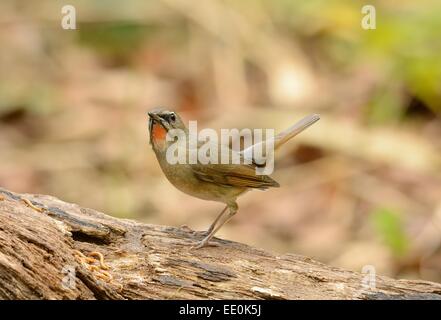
190 163 279 190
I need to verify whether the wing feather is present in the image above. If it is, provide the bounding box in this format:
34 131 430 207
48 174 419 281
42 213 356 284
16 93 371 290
191 163 279 190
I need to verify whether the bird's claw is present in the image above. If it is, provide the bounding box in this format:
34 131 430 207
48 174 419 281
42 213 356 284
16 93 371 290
179 224 196 233
189 239 220 250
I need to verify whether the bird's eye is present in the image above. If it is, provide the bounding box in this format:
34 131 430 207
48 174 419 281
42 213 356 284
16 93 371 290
169 113 176 122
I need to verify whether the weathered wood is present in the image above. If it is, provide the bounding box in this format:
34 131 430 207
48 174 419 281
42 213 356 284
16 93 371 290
0 187 440 300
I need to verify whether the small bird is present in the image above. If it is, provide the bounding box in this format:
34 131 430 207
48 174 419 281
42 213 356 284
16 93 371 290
148 109 320 248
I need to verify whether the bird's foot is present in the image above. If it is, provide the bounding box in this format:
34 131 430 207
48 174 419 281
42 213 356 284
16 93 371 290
190 238 220 250
179 224 196 234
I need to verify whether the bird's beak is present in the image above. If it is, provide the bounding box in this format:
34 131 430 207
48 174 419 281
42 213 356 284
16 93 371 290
148 112 159 140
148 112 168 145
148 112 163 132
148 112 161 122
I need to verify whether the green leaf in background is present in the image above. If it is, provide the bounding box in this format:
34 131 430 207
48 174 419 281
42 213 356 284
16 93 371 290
77 22 157 65
371 208 409 257
366 86 405 125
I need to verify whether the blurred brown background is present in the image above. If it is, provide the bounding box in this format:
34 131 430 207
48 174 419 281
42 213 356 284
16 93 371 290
1 0 440 282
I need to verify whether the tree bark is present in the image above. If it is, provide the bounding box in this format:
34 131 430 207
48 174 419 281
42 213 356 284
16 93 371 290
0 187 440 300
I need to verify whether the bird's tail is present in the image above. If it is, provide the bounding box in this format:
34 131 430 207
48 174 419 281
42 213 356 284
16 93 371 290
273 114 320 150
240 114 320 163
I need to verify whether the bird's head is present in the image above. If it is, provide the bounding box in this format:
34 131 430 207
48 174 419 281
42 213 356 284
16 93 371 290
148 108 186 150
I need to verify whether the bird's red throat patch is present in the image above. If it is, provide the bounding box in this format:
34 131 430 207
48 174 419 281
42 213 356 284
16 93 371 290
152 122 167 144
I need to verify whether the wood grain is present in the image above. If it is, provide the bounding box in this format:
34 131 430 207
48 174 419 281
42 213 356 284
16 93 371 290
0 187 440 300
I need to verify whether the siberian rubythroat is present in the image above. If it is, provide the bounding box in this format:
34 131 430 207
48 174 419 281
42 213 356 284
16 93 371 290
148 109 320 248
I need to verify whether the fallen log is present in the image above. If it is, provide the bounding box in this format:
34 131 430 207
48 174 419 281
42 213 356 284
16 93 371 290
0 187 440 300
